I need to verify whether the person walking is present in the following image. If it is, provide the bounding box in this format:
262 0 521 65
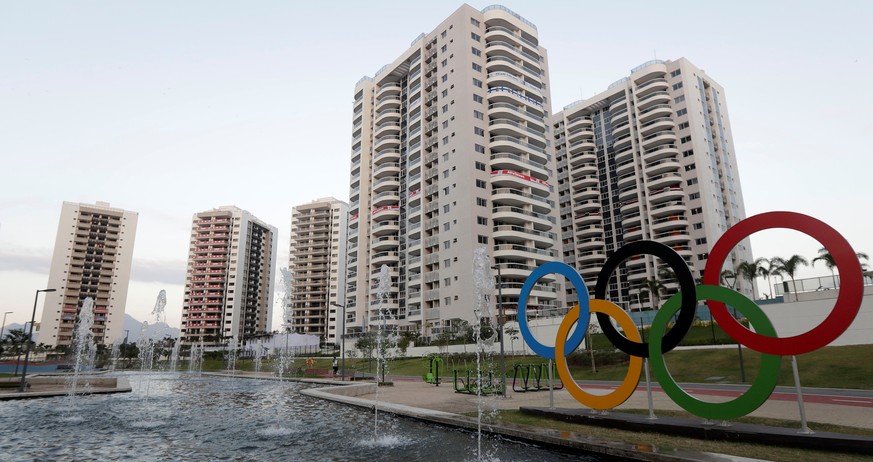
332 357 339 376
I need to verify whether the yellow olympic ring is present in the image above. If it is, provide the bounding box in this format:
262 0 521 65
555 300 643 410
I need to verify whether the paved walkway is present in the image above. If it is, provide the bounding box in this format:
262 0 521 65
341 378 873 430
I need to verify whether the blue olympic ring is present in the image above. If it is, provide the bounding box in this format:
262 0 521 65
517 261 589 359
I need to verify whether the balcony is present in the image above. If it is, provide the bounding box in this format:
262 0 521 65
647 172 683 190
649 200 686 218
644 157 681 176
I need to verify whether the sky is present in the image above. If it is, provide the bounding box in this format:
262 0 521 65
1 1 872 331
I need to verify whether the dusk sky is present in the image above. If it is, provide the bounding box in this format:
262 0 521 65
2 1 871 330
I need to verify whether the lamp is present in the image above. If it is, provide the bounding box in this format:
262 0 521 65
19 288 56 392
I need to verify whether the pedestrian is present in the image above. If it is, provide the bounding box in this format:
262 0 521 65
332 357 339 376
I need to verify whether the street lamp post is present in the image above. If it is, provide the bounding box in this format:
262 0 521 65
19 288 56 392
330 302 347 382
722 273 746 383
491 264 506 397
1 311 13 343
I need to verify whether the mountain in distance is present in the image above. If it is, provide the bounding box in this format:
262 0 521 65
122 313 180 343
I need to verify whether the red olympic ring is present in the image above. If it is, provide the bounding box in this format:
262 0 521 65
704 211 864 356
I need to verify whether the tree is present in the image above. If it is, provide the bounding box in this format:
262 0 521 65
811 248 869 289
736 258 770 300
637 278 666 311
771 255 809 295
504 326 520 354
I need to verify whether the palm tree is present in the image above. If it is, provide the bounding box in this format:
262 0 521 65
811 248 869 289
766 257 785 298
637 278 666 311
720 269 737 288
736 258 769 300
771 255 809 295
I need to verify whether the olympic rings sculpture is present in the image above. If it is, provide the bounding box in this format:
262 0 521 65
517 211 864 420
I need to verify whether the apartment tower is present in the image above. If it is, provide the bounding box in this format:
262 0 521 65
347 5 561 340
551 58 753 310
39 201 138 347
288 197 349 345
180 206 278 346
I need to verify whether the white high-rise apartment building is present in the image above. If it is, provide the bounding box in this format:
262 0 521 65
180 206 278 346
39 201 138 347
288 197 348 345
551 58 754 309
347 5 561 340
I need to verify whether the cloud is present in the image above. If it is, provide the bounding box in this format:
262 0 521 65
0 249 51 273
130 259 186 285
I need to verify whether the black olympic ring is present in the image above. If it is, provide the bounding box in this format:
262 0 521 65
594 240 697 357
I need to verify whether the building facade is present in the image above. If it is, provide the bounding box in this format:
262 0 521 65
288 197 348 345
551 58 754 310
180 206 278 346
39 201 138 347
346 5 561 340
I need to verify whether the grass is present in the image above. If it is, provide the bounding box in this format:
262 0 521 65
494 410 873 462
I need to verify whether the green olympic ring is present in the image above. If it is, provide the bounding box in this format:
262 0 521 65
648 285 782 420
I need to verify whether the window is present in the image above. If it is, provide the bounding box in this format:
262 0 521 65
472 47 481 57
684 164 696 171
441 104 448 113
473 94 483 103
441 30 447 38
443 240 451 249
687 178 698 186
695 237 708 245
442 186 449 195
691 207 703 215
678 121 689 130
670 69 681 77
442 89 448 98
443 223 450 231
471 32 480 41
444 259 451 268
473 78 482 88
680 135 692 143
683 149 694 158
473 110 484 120
441 59 448 68
444 297 452 305
442 121 449 129
476 197 487 207
476 179 486 188
443 204 450 213
477 216 488 225
474 144 486 154
693 222 703 230
677 108 688 117
444 277 452 286
442 136 449 145
471 18 480 27
697 253 709 261
474 127 485 136
477 235 488 244
675 95 686 104
442 169 449 178
441 44 447 53
472 63 482 72
441 74 448 83
475 161 486 171
689 192 700 200
672 82 683 90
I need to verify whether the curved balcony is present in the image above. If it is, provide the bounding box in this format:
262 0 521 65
635 78 668 97
568 151 596 169
639 117 674 137
372 235 400 251
372 205 399 220
493 225 555 245
571 162 597 179
648 186 684 203
638 104 672 123
572 199 600 216
490 152 549 178
576 211 601 226
613 146 634 165
572 186 598 202
371 221 399 237
375 120 401 138
623 225 644 241
376 82 402 98
613 133 633 151
615 159 636 177
643 144 679 163
653 229 691 246
644 157 681 176
640 129 676 150
373 162 400 179
492 206 555 229
575 223 603 238
651 214 688 233
616 172 637 190
486 71 543 99
621 211 642 228
372 176 400 193
650 200 687 218
489 117 547 144
372 251 400 266
567 138 596 156
376 94 401 111
566 126 595 145
488 102 547 132
576 236 604 251
491 187 552 214
579 262 605 280
372 190 400 208
636 91 671 111
375 108 401 125
620 198 640 214
612 120 631 138
374 135 401 151
571 174 598 189
494 244 556 262
647 172 683 191
374 149 400 164
565 116 593 134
